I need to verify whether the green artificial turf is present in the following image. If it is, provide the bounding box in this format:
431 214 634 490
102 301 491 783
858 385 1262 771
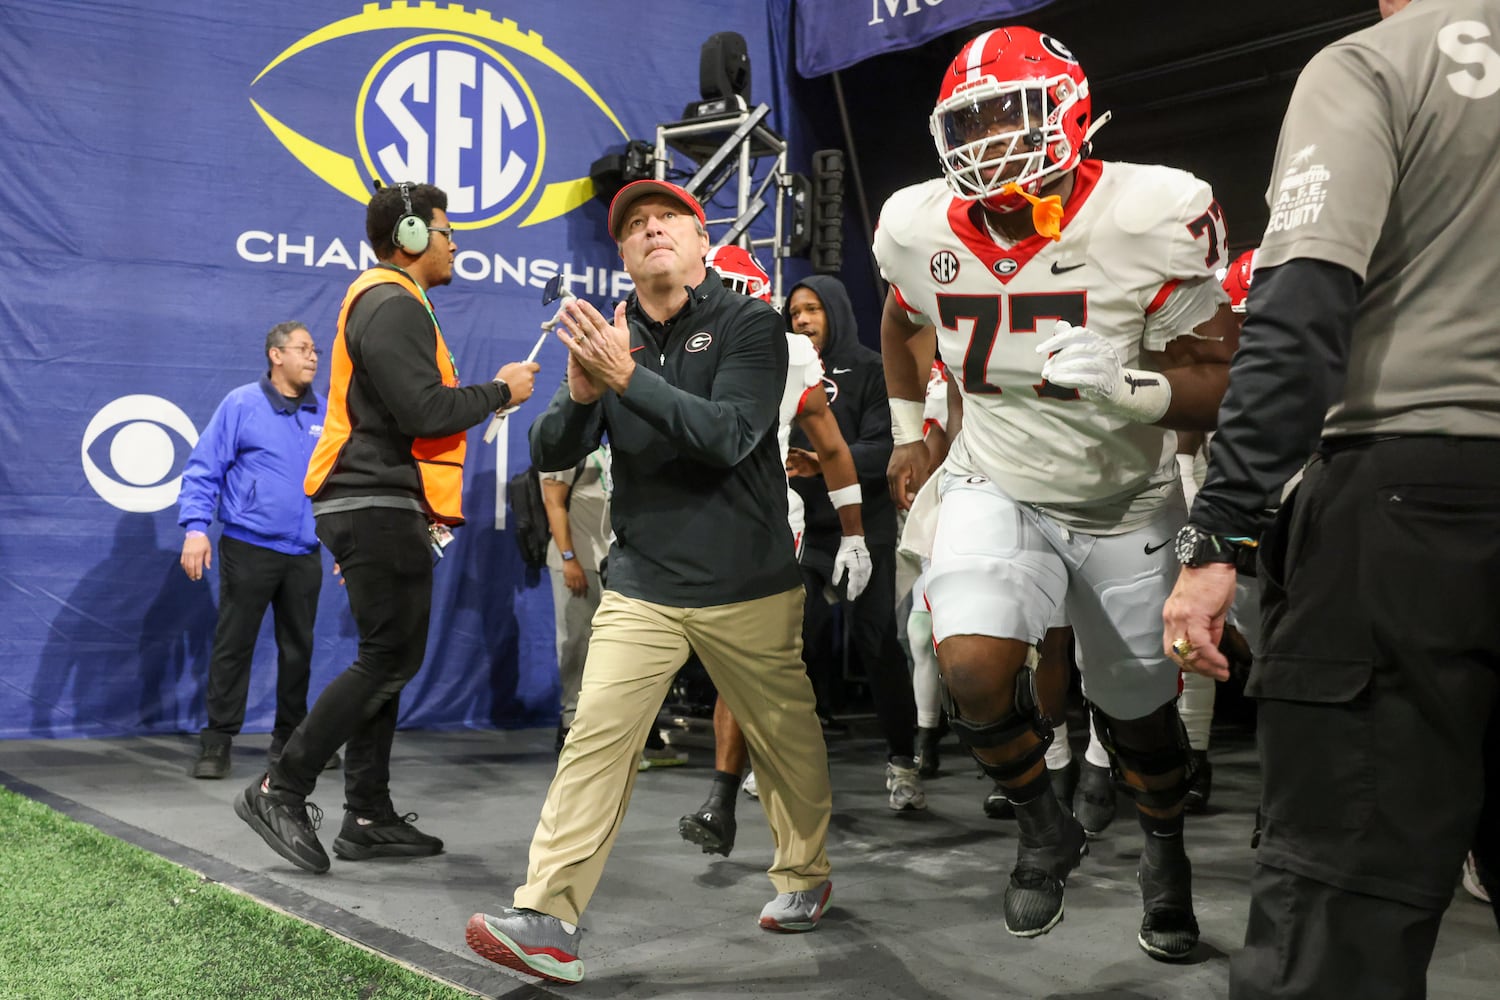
0 786 475 1000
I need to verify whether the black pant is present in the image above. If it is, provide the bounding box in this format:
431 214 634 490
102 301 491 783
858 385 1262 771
269 507 432 815
1232 436 1500 999
201 536 321 747
801 542 916 759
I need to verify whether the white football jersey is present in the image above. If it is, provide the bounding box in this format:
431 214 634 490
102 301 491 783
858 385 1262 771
874 160 1229 531
780 332 826 542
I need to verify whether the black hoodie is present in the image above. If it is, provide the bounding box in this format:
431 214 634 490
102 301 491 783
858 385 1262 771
784 275 896 571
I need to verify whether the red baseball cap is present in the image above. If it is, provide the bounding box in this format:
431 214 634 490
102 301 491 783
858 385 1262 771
607 180 706 239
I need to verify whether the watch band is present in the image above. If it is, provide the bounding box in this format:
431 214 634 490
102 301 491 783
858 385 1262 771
560 549 576 561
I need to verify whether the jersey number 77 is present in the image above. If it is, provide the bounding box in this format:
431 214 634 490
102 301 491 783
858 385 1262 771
938 291 1087 399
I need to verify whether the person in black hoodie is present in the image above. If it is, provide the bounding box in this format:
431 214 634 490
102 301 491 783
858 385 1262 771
785 275 924 811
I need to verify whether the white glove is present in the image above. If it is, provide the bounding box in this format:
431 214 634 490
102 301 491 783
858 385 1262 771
1036 320 1172 423
833 534 873 601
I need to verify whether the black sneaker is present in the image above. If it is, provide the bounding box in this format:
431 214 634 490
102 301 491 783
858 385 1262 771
1004 792 1088 937
915 726 941 778
1074 760 1118 836
1137 834 1199 961
233 776 329 873
332 807 444 860
192 740 231 780
679 803 737 857
1183 750 1211 814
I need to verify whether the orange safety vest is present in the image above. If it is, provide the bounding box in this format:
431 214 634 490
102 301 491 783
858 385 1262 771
305 266 469 524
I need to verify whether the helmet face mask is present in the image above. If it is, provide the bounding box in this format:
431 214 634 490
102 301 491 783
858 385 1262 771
930 28 1092 210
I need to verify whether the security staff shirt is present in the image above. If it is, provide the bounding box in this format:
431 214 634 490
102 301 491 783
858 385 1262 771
1258 0 1500 439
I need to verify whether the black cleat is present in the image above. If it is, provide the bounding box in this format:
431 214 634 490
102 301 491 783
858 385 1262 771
332 807 444 860
192 740 231 779
983 779 1015 819
678 804 737 857
234 776 329 873
1074 760 1118 836
1137 833 1200 961
1004 792 1088 937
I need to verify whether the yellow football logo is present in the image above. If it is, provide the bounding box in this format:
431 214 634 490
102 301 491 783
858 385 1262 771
249 2 628 229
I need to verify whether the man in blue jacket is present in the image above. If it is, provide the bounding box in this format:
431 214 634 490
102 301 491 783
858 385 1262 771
178 321 332 779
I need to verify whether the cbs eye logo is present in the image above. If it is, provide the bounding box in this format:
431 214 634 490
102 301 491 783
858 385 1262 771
81 396 199 513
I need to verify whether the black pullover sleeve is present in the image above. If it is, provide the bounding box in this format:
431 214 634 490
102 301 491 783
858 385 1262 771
1191 258 1360 537
357 295 504 439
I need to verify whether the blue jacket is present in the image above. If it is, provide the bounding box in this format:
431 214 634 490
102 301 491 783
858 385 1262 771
177 376 325 555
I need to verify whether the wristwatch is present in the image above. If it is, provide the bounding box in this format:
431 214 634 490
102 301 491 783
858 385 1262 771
560 549 576 562
1174 524 1259 575
493 378 513 411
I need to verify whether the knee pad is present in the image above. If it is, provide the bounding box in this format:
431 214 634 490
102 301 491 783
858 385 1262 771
946 668 1054 783
1090 701 1196 811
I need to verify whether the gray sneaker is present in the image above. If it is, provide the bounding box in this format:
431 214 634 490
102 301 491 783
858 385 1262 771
759 879 833 932
465 908 584 984
886 757 927 811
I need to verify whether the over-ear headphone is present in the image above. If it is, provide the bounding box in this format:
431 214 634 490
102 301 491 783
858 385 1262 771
391 182 429 256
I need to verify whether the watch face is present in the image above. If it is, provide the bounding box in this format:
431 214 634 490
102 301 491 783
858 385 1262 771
1174 525 1200 565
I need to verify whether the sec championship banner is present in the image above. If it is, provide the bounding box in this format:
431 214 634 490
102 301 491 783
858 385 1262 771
0 1 774 739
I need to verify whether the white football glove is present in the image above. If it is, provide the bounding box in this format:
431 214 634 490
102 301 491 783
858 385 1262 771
832 534 872 601
1036 320 1172 423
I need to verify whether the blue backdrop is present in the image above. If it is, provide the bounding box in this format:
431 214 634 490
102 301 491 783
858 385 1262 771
0 1 778 739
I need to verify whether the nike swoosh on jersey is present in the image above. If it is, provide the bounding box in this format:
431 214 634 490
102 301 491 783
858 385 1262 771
1144 540 1171 555
832 367 853 374
1050 261 1086 274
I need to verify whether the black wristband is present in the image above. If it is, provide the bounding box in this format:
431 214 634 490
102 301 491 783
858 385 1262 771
493 378 512 410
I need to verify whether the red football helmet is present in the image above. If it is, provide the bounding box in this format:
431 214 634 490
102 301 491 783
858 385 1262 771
930 27 1093 211
1220 249 1258 313
705 244 771 303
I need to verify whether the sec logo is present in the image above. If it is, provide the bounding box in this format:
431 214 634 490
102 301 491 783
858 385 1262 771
249 4 628 230
929 251 959 284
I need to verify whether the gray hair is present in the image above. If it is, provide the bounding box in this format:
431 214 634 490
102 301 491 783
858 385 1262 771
265 321 308 363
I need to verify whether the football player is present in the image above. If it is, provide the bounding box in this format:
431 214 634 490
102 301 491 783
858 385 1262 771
678 245 875 860
1176 247 1259 813
878 26 1240 960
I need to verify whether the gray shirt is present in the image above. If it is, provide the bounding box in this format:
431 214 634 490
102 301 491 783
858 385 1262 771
1259 0 1500 438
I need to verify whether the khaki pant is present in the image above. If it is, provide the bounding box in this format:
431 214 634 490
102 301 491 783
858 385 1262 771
513 586 832 923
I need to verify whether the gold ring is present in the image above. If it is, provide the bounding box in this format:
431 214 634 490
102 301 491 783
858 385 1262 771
1171 637 1195 658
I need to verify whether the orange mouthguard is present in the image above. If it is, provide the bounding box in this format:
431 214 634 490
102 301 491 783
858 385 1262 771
1001 182 1064 241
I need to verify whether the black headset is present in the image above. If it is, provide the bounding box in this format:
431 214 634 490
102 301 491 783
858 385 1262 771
391 182 429 256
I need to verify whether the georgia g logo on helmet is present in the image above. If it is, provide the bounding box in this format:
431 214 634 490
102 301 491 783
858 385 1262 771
929 26 1098 213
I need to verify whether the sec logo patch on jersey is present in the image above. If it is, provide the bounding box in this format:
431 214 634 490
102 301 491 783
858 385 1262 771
930 250 960 284
248 3 628 230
